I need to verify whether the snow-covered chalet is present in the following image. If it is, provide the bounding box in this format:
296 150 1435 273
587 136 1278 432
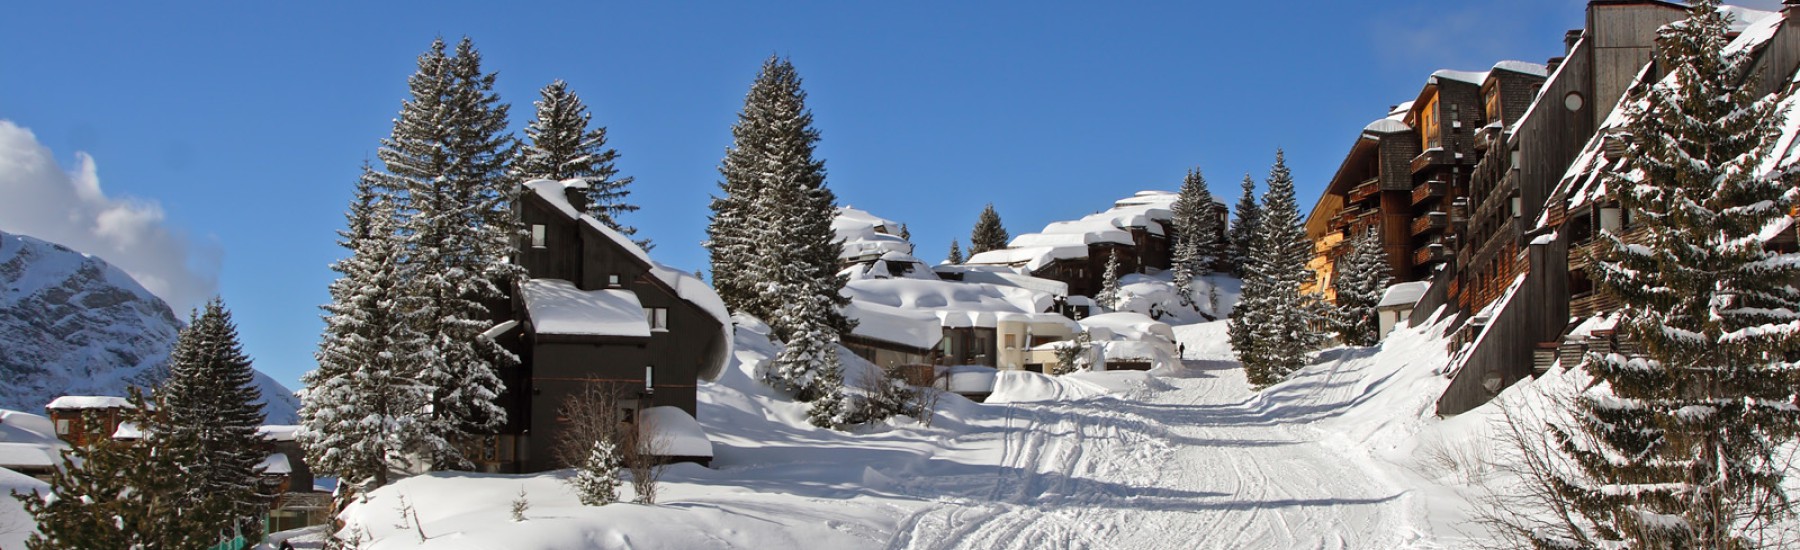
486 180 732 473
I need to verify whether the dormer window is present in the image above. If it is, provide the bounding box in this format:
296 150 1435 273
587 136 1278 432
1484 83 1502 125
1420 95 1442 149
644 307 668 331
530 224 546 248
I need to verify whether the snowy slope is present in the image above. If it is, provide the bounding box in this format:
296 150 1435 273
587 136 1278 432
0 230 299 422
329 308 1500 549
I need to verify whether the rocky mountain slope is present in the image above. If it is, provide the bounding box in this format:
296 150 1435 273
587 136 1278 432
0 230 298 422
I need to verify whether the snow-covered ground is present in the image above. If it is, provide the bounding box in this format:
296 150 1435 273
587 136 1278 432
324 311 1506 549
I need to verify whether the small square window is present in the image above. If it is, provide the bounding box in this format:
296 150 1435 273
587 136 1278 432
608 274 622 287
644 307 668 331
530 225 546 248
55 419 70 435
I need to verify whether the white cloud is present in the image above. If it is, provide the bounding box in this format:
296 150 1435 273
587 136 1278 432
0 119 220 312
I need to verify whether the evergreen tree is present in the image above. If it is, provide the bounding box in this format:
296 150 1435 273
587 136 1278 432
946 239 964 264
804 355 849 429
970 203 1009 255
1096 250 1124 311
1329 229 1391 346
160 298 269 539
374 37 515 470
300 168 432 493
1227 174 1261 277
17 391 230 549
570 439 621 506
1230 151 1321 388
515 80 646 249
1171 168 1221 305
1537 2 1800 547
707 56 849 338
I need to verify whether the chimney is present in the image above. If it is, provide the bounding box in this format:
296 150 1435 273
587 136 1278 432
1564 29 1582 55
1546 56 1565 75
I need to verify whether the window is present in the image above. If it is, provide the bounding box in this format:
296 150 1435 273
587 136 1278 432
530 224 546 248
645 366 655 394
55 419 69 435
1563 91 1584 112
645 307 668 331
1420 95 1442 149
1484 84 1503 124
607 274 622 287
1004 334 1017 350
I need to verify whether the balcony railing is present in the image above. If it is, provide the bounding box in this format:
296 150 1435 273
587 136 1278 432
1348 178 1381 203
1413 243 1448 266
1412 180 1447 205
1412 211 1448 236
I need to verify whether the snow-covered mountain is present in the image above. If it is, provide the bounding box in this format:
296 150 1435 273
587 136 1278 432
0 230 299 423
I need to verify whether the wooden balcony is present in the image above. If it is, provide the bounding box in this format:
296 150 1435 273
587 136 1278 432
1413 243 1448 266
1348 178 1380 204
1570 291 1621 319
1412 180 1447 205
1411 212 1448 236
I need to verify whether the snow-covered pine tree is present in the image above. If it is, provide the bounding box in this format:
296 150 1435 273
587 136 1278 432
970 203 1009 255
804 353 849 429
1171 168 1220 305
707 55 849 338
17 390 227 549
375 37 515 470
1536 2 1800 547
768 291 844 399
946 239 964 264
1227 174 1261 278
1329 229 1391 346
1232 151 1321 388
301 168 433 493
515 80 646 249
159 298 269 538
1096 250 1124 312
570 438 621 506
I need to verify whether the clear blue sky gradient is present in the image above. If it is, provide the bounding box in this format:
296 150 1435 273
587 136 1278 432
8 1 1768 392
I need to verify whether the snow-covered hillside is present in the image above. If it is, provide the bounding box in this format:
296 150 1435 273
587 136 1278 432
318 308 1507 549
0 230 299 422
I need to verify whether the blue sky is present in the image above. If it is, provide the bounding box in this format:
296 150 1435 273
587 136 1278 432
4 1 1774 392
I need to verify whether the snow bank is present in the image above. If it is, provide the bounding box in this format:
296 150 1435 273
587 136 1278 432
985 369 1158 403
1107 272 1241 322
520 279 649 338
639 406 713 459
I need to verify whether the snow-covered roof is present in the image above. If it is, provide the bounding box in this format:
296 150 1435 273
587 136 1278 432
524 179 654 268
843 300 943 350
257 452 292 475
1078 312 1176 345
0 443 56 469
1489 60 1548 78
647 262 734 381
1723 5 1779 35
521 279 650 338
966 192 1172 270
932 266 1070 297
45 396 132 410
1363 118 1411 134
640 406 712 458
844 278 1054 329
0 410 60 447
257 425 301 442
1377 281 1430 309
834 206 914 262
1430 69 1488 86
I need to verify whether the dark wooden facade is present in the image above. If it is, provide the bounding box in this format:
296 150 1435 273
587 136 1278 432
494 183 729 473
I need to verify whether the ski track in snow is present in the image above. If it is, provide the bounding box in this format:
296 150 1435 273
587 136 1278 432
886 342 1415 550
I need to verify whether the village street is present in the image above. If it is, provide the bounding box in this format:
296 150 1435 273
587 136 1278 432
883 322 1424 550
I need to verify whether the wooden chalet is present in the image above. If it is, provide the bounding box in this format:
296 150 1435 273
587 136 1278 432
1434 0 1798 414
43 395 137 448
963 191 1202 300
485 179 733 473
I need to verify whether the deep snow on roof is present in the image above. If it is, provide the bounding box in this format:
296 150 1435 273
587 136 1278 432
966 192 1174 269
0 443 55 469
843 300 944 350
1489 60 1548 77
843 278 1055 329
45 396 132 410
1430 69 1488 85
257 425 301 442
1363 118 1411 134
647 262 734 381
257 452 292 475
1378 281 1430 309
521 279 650 338
834 207 914 261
